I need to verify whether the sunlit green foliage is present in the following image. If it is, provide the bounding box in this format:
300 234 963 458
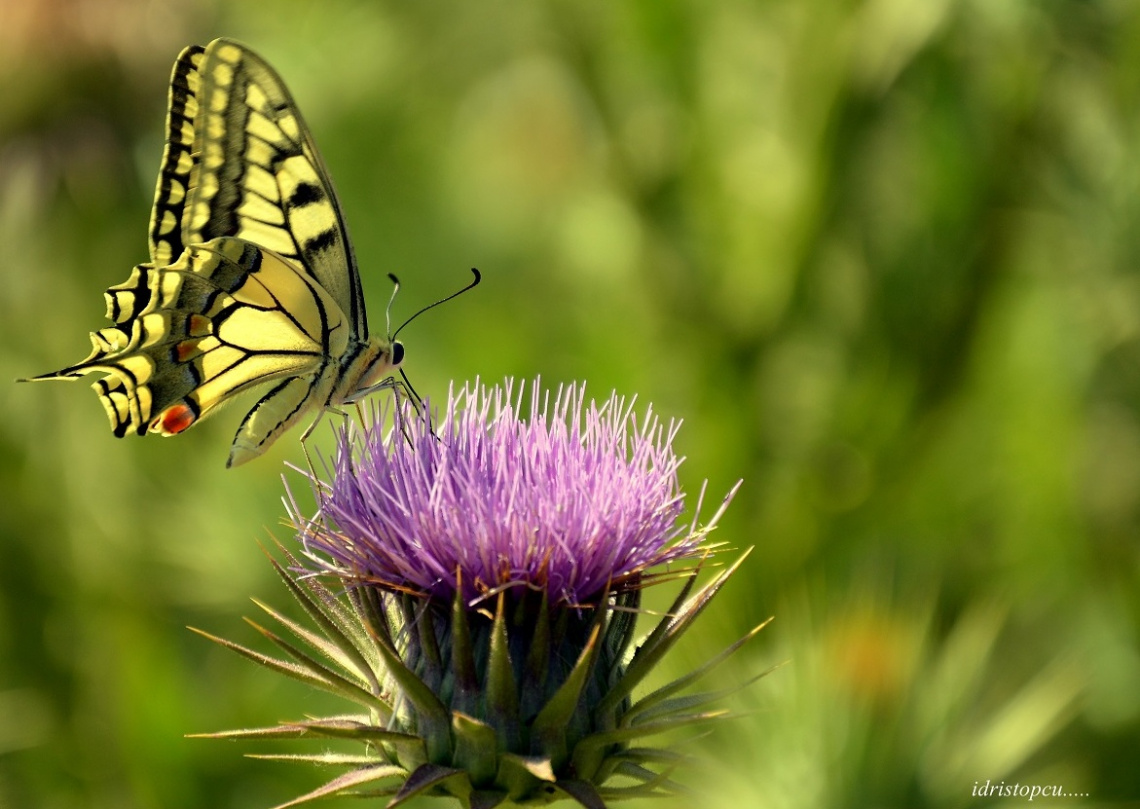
1 1 1137 807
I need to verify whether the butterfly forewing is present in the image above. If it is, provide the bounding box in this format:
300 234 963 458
182 39 368 338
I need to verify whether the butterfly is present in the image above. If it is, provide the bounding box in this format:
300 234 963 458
22 38 433 468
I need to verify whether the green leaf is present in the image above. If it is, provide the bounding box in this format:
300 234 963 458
494 752 555 800
188 626 336 694
190 718 426 763
570 710 729 776
366 620 452 762
468 790 508 809
553 778 607 809
611 759 687 793
353 584 396 648
629 664 778 727
245 752 383 765
602 588 641 683
595 782 675 801
187 725 314 740
291 718 425 747
608 746 696 769
251 596 381 695
451 582 479 715
408 594 444 693
268 549 381 680
520 589 552 715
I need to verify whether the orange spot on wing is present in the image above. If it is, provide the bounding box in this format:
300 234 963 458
153 403 197 435
175 339 199 362
188 314 211 336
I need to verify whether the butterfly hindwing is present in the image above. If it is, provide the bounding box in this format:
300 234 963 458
35 237 348 441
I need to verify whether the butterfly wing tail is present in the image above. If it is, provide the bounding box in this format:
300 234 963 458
17 331 124 382
21 314 209 439
18 264 168 435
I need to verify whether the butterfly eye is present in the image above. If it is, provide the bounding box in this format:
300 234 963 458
391 341 405 367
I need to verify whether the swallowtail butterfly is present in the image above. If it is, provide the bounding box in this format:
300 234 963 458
25 39 416 467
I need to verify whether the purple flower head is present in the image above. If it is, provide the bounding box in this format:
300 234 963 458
211 378 760 806
295 379 721 606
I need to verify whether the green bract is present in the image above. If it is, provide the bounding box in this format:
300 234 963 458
194 549 765 808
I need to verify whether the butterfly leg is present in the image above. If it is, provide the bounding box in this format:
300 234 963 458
351 400 373 438
298 407 327 480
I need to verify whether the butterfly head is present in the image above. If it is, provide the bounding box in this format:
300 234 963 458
342 336 404 403
347 268 479 407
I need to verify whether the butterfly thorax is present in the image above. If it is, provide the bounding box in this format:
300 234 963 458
333 335 403 405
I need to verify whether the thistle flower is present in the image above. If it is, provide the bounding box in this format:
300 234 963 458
194 380 768 808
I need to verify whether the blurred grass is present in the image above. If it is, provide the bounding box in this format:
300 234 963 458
2 0 1139 807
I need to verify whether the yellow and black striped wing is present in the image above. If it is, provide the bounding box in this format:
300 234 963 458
19 40 406 466
148 44 202 268
31 237 350 443
150 38 368 338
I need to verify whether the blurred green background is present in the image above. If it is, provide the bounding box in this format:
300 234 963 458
2 0 1139 807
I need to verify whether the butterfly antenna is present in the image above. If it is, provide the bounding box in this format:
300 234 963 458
385 268 478 446
384 273 401 341
391 268 481 342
